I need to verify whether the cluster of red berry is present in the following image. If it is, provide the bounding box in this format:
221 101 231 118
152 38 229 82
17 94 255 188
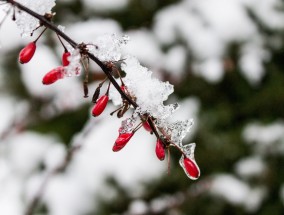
90 80 200 180
90 80 166 158
18 29 71 85
18 30 200 180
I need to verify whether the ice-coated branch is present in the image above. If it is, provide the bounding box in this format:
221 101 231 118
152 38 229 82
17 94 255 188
1 0 201 213
3 0 200 176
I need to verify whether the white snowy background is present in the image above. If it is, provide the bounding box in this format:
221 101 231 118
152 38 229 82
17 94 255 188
0 0 284 214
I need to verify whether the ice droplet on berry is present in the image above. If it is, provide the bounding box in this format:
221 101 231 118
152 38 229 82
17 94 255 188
180 156 200 180
179 143 200 180
119 117 137 134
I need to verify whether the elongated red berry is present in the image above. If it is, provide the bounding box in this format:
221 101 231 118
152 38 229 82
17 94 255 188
183 157 200 179
112 132 134 152
143 121 152 132
155 139 165 160
92 95 109 117
19 42 36 64
62 51 71 66
42 66 65 85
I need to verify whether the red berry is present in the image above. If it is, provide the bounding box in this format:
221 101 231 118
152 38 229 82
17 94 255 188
121 85 126 92
92 95 109 117
143 121 152 132
19 42 36 64
42 66 65 85
183 157 200 179
112 132 134 152
62 51 71 66
155 139 165 160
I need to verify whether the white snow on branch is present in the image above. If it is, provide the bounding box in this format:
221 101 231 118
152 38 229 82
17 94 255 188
15 0 56 37
108 52 194 148
89 34 129 62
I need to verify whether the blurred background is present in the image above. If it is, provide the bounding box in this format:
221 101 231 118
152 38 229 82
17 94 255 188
0 0 284 214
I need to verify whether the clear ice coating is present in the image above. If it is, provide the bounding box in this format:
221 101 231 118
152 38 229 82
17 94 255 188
162 119 194 148
87 34 197 174
119 117 137 134
181 143 196 159
179 154 200 180
88 34 129 62
179 143 200 180
64 48 82 77
15 0 56 37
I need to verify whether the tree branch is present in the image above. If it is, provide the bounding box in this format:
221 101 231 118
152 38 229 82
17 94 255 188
5 0 165 139
1 0 185 214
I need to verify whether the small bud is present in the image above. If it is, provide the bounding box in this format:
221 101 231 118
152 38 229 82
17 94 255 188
83 82 89 98
42 66 65 85
117 109 124 118
92 87 101 103
92 95 109 117
19 42 36 64
155 139 165 160
112 132 134 152
180 156 200 180
62 51 71 66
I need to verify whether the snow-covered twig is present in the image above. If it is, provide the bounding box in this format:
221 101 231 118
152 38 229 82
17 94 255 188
1 0 201 214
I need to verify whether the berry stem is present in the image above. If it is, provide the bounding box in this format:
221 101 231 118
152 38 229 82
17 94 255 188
133 122 143 133
34 27 47 43
56 33 68 52
106 81 111 95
